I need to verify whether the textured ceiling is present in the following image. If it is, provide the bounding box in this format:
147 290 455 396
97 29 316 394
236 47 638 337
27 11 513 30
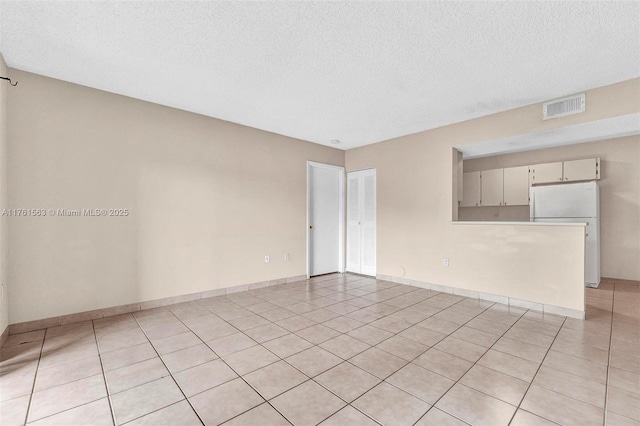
0 1 639 150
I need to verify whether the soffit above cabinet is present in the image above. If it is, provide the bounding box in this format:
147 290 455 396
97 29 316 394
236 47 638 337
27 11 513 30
458 113 640 160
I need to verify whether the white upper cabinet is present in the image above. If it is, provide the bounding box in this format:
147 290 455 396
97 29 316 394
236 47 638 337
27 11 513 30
460 158 598 210
563 158 600 182
531 162 563 184
461 171 481 207
462 168 529 207
481 169 504 206
531 158 600 185
480 166 529 207
503 166 530 206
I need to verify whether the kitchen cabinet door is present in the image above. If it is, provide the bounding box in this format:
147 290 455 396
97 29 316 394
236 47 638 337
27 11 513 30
461 172 481 207
503 166 530 206
531 162 563 185
481 169 503 206
563 158 599 182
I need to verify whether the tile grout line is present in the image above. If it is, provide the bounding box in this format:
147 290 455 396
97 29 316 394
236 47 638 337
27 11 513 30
505 315 567 425
2 277 482 424
92 320 118 426
249 275 401 425
206 274 428 425
8 273 610 426
347 296 498 426
346 288 560 369
221 276 562 426
506 284 630 425
166 300 297 426
246 282 513 425
6 276 404 426
252 276 430 425
213 274 382 425
602 282 616 426
286 280 456 425
0 275 608 425
505 287 625 424
98 338 210 424
16 326 114 425
129 310 208 426
530 284 635 424
20 328 46 425
411 300 529 425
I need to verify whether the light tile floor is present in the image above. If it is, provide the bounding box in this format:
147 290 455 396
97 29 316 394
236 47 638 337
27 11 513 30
1 274 639 425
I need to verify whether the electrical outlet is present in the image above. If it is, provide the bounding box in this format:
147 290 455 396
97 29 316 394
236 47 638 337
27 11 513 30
264 255 270 263
284 253 290 261
443 258 449 267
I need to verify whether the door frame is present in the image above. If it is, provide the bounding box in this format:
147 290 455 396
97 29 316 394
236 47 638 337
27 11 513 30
306 161 345 278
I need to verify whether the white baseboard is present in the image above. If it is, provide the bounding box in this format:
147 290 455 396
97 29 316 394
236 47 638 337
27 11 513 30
377 274 585 320
8 274 309 335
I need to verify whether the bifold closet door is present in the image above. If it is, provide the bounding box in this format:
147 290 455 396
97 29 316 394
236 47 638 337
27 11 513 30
346 169 376 276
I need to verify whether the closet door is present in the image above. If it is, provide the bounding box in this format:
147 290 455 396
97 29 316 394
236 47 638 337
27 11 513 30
346 169 376 276
346 174 361 273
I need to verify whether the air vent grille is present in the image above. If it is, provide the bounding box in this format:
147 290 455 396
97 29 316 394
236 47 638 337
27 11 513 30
543 93 586 120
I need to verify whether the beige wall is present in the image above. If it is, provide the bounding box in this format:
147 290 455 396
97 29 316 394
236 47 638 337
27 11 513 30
461 135 640 281
0 54 9 335
459 205 528 222
346 78 640 313
7 70 343 324
345 132 586 312
6 68 639 323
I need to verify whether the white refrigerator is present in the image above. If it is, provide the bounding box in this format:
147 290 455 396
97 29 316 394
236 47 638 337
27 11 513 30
530 181 600 288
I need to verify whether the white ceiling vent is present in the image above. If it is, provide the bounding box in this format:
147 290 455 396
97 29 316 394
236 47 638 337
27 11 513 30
543 93 586 120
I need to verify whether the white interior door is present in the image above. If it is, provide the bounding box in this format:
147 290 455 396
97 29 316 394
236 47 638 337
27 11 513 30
308 162 344 277
347 169 376 276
